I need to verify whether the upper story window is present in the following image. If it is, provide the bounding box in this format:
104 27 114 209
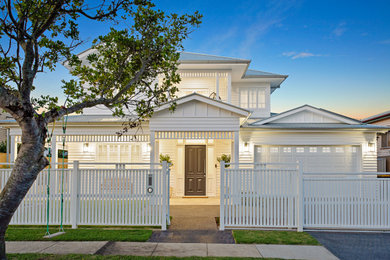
239 88 266 109
381 132 390 148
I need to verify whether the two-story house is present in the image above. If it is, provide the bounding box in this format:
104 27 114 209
1 51 388 198
363 110 390 172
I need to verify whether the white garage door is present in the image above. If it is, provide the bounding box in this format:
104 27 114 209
254 145 360 173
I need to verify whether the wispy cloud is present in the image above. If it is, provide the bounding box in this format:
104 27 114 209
332 22 347 37
379 39 390 44
282 51 322 60
237 0 301 57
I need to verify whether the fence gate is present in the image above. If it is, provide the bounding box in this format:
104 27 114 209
219 162 301 230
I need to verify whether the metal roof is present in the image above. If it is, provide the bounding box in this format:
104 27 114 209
178 51 250 63
362 110 390 123
244 123 390 130
244 69 287 78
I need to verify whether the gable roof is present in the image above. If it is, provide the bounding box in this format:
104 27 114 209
362 110 390 123
154 92 250 117
250 104 362 126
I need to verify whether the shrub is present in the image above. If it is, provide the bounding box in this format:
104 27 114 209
159 154 173 167
217 154 231 168
0 141 6 153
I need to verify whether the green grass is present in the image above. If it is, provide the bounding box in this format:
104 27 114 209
6 226 152 242
233 230 320 245
7 254 282 260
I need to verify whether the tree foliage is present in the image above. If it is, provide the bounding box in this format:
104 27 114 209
0 1 201 258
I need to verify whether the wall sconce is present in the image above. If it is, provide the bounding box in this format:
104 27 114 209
244 142 250 152
146 143 151 153
368 142 375 152
83 142 89 153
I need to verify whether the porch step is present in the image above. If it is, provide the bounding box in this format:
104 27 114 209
181 196 209 198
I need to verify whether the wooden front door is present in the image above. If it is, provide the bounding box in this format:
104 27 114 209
185 145 206 196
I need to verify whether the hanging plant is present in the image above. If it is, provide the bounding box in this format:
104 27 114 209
217 154 231 168
159 154 173 167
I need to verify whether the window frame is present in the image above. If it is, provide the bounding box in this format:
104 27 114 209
381 132 390 149
239 87 266 109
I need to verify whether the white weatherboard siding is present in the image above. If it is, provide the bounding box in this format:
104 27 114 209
270 110 343 123
240 130 377 172
150 100 242 132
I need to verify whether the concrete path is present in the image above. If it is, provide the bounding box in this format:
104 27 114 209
309 231 390 260
149 205 235 244
6 241 339 260
148 230 235 243
169 205 219 230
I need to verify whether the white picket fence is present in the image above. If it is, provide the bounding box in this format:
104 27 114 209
0 161 170 230
220 162 390 231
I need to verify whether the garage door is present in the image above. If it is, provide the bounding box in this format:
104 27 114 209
254 145 360 173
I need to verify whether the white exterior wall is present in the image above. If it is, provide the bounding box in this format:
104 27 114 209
239 129 378 172
231 82 271 118
150 100 242 132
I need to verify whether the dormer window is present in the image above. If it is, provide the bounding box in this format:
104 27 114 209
239 88 266 109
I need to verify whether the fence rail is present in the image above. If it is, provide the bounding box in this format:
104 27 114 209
0 161 170 230
220 162 390 231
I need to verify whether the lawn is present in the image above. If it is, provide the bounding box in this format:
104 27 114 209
6 226 152 242
233 230 320 245
7 254 282 260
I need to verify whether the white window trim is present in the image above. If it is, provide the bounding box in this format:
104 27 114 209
239 87 266 109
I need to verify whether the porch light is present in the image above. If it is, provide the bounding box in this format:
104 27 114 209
368 142 375 152
244 142 250 152
146 143 151 153
83 142 89 153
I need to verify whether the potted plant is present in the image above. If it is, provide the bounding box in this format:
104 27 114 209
159 154 173 167
217 154 231 168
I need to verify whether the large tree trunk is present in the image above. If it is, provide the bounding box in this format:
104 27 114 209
0 118 48 260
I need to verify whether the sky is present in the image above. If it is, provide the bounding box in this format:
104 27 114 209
33 0 390 120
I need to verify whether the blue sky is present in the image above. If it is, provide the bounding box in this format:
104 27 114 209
34 0 390 119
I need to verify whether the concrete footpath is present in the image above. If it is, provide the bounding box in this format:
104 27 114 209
6 241 339 260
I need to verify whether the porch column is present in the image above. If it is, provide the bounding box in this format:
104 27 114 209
227 72 232 103
215 72 220 99
234 131 239 168
10 135 15 163
150 131 155 168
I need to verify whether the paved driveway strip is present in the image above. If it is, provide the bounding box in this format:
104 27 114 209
309 231 390 260
7 241 339 259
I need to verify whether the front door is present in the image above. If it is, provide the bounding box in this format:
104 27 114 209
185 145 206 196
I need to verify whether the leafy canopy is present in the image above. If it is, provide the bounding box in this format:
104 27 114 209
0 0 202 125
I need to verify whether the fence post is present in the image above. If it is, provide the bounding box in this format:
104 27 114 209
167 166 171 226
161 160 167 231
220 161 225 231
70 160 79 229
297 161 304 232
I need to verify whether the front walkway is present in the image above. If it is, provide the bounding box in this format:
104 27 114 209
149 204 235 243
6 241 339 259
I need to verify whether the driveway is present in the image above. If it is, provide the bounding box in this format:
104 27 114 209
309 231 390 260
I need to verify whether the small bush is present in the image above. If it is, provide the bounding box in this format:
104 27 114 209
0 141 6 153
217 154 231 168
159 154 173 167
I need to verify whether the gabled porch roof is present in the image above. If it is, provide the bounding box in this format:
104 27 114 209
150 93 250 132
154 92 250 117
